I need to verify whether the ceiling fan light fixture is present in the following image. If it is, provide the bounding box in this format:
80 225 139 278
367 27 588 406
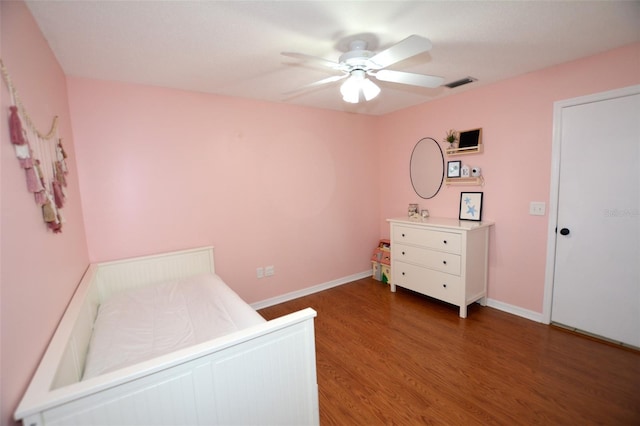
283 34 441 104
340 69 380 103
340 76 360 103
341 90 359 104
361 78 381 101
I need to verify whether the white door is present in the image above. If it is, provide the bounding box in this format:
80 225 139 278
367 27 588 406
550 88 639 347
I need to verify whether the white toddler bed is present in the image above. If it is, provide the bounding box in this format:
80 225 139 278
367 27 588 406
14 246 319 426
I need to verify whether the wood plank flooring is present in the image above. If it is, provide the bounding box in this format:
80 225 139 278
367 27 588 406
259 277 640 425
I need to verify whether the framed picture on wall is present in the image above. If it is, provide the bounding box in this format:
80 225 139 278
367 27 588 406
459 192 483 221
447 161 461 178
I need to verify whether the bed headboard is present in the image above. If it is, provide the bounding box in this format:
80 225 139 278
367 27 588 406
95 246 215 303
42 247 215 390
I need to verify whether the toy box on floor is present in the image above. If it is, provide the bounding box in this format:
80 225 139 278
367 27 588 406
371 239 391 284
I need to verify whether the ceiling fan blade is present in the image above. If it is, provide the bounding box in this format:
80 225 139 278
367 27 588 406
283 74 348 95
374 70 444 88
281 51 344 71
369 35 433 69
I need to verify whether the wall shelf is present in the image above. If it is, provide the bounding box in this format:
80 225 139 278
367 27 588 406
445 144 484 156
445 176 484 186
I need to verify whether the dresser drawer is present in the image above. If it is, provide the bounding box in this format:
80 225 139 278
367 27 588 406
392 261 461 306
392 225 461 254
394 243 461 275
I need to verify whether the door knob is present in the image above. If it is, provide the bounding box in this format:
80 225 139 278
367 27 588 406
560 228 570 236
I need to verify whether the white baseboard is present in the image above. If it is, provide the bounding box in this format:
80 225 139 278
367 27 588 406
485 298 544 323
251 273 545 325
251 270 371 310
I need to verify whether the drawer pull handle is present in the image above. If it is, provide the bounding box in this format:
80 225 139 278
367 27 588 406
443 260 447 265
402 233 406 237
443 240 448 244
402 251 405 255
402 272 405 276
443 284 447 288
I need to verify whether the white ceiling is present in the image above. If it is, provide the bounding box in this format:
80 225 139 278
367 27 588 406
26 1 640 116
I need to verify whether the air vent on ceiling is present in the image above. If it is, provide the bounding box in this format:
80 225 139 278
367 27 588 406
444 77 477 89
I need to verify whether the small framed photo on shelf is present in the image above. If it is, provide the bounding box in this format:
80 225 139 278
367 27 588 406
447 160 462 178
459 192 483 221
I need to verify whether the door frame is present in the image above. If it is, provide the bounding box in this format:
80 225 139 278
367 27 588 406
542 84 640 325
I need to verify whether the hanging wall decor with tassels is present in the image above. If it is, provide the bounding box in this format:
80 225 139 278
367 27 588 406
2 58 68 233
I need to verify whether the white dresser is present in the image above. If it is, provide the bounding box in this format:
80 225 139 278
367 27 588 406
387 217 493 318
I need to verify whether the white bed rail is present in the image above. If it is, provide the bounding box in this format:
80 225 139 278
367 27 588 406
15 246 319 426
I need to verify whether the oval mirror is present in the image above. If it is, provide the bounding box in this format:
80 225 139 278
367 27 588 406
410 137 444 199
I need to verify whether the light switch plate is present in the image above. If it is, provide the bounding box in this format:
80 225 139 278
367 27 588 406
265 265 275 276
529 202 546 216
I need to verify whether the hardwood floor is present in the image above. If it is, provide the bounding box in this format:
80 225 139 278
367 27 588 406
259 278 640 425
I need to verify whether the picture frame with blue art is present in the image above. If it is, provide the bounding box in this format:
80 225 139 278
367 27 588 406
447 160 461 178
459 192 483 221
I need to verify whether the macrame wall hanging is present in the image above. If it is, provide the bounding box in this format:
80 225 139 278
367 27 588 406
1 58 68 233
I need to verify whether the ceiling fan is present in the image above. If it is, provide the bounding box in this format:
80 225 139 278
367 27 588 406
282 35 444 104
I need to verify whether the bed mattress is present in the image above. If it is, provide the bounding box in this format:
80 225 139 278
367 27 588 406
83 273 265 379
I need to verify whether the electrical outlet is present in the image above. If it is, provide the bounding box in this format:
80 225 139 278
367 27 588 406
256 267 264 279
265 265 275 277
529 201 546 216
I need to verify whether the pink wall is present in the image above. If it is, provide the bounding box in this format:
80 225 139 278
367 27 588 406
1 0 638 422
67 78 381 303
377 43 640 313
0 2 89 425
